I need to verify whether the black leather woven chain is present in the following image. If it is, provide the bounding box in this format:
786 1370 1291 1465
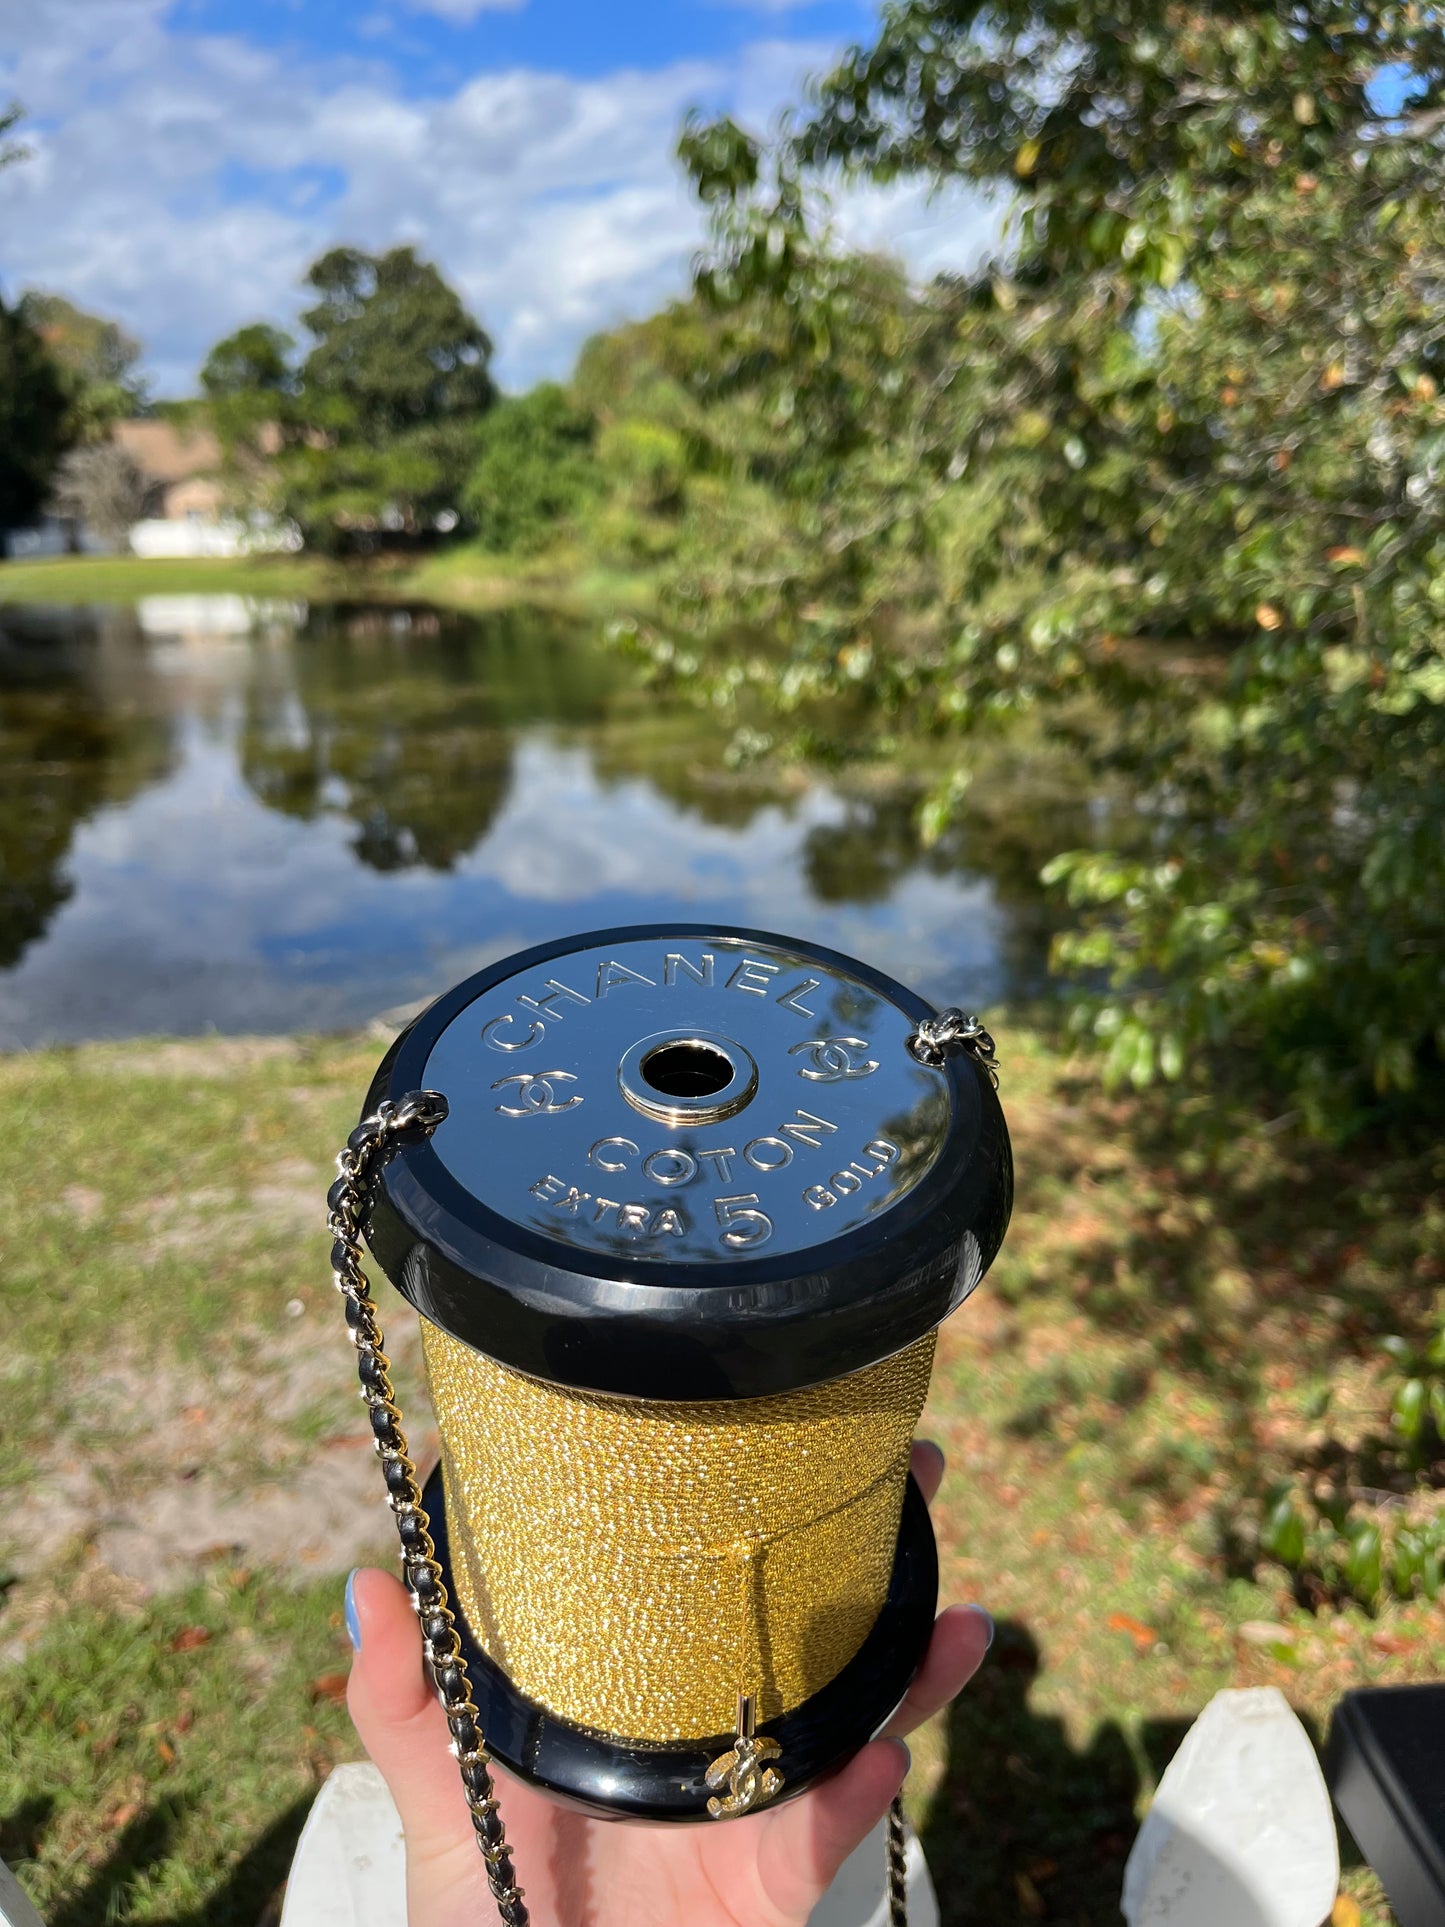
887 1005 1005 1923
327 1089 530 1927
886 1793 910 1926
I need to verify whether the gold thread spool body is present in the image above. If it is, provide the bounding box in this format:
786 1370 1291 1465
421 1322 937 1743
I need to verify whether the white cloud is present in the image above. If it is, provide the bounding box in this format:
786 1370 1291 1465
0 1 1000 395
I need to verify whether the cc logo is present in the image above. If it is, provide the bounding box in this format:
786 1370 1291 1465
491 1070 583 1117
787 1037 879 1082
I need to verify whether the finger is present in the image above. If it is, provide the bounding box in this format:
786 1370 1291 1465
344 1568 475 1865
909 1438 945 1505
755 1738 910 1920
879 1603 991 1741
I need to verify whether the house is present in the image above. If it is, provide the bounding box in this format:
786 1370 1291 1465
111 418 297 557
1 418 297 561
113 419 227 522
110 419 246 556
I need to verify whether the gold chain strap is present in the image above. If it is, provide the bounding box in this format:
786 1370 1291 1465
888 1004 1003 1922
327 1090 529 1927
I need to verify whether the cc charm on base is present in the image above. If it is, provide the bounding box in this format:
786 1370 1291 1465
706 1695 785 1818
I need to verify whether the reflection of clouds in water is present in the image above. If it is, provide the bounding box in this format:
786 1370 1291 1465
460 740 844 901
454 739 1004 1002
0 720 1008 1047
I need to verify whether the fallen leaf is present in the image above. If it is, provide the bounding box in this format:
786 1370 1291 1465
1107 1612 1158 1650
1369 1630 1415 1657
1015 1871 1045 1917
169 1626 212 1653
1332 1897 1362 1927
156 1739 175 1765
106 1801 141 1832
1255 603 1283 631
175 1708 195 1734
309 1671 350 1704
1325 546 1366 565
1026 1855 1059 1882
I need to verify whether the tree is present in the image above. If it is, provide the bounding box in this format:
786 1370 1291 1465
0 109 71 526
654 1 1445 1133
289 246 495 544
0 297 70 529
198 248 496 547
463 383 601 554
200 322 296 507
17 290 146 442
49 443 154 548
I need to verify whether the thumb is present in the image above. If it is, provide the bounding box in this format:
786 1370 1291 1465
344 1566 478 1876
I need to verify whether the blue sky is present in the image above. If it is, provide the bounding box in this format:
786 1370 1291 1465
0 0 996 395
172 0 876 88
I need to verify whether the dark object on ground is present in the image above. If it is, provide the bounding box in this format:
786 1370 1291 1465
1328 1684 1445 1926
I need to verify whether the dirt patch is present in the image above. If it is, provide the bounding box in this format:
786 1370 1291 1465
90 1444 411 1593
82 1036 312 1079
9 1307 433 1609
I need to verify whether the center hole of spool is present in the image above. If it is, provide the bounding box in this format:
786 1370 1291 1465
640 1039 735 1099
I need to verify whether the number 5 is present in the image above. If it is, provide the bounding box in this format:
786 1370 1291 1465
714 1194 773 1248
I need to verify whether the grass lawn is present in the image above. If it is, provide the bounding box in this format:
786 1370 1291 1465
1 1026 1439 1924
0 545 652 618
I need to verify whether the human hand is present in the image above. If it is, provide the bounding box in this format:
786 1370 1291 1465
346 1440 992 1927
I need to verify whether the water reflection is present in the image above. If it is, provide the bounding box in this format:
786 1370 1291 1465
0 604 173 969
0 598 1094 1045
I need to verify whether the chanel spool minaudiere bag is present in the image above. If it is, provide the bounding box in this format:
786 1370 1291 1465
326 924 1012 1926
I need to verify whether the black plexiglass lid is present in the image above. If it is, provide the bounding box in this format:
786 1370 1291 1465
363 924 1012 1399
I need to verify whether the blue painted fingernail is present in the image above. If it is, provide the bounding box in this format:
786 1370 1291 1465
965 1603 995 1650
345 1569 362 1652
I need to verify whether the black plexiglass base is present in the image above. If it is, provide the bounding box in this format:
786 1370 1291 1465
422 1464 939 1823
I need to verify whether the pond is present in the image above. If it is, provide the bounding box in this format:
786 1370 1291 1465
0 595 1098 1046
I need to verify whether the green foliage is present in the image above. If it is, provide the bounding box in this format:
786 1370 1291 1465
0 296 70 528
650 0 1445 1609
1384 1327 1445 1471
199 247 495 547
789 0 1441 294
1257 1301 1445 1613
200 321 295 506
16 289 146 442
464 382 602 553
1262 1484 1445 1611
660 0 1445 1137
